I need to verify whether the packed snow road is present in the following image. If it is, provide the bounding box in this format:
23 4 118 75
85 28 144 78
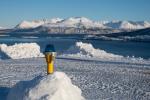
0 57 150 100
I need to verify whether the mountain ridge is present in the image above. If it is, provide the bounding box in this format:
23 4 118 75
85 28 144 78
15 17 150 30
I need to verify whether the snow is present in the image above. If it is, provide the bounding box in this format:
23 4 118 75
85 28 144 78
137 21 150 28
15 17 150 30
15 18 64 29
0 26 5 30
0 42 150 100
60 17 94 28
0 35 10 37
0 57 150 100
15 20 45 29
83 35 123 41
0 42 123 60
0 42 148 61
120 35 150 41
105 21 145 30
7 72 84 100
0 27 3 29
0 41 149 99
63 42 123 60
49 18 64 23
84 34 150 42
22 36 39 39
43 17 106 29
0 43 44 59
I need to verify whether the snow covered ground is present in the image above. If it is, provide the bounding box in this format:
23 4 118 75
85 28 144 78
0 57 150 100
0 42 150 100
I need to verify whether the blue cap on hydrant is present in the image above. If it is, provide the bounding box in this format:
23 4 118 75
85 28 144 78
45 44 55 53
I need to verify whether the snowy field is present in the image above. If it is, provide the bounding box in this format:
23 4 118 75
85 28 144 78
0 42 150 100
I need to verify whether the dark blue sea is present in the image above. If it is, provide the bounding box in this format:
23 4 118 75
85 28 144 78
0 34 150 59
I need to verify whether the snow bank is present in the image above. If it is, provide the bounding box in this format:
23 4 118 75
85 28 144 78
64 42 123 59
7 72 85 100
0 43 44 59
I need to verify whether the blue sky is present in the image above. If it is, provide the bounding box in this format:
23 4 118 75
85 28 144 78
0 0 150 28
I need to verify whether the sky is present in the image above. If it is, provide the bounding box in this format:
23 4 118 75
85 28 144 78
0 0 150 28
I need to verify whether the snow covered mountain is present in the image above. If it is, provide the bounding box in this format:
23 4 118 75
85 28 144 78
137 21 150 28
105 21 145 30
48 18 64 23
15 20 46 29
15 17 150 30
15 18 63 29
53 17 106 28
16 17 106 29
0 27 4 30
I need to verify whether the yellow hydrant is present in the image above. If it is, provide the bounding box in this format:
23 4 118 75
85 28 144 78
44 44 56 75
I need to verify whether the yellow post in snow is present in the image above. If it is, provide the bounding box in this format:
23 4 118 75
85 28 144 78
44 44 56 75
45 53 54 74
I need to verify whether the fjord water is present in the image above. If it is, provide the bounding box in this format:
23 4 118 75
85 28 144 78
0 35 150 59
